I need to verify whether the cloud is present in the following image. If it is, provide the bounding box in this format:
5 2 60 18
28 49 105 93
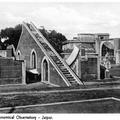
0 12 25 29
1 3 120 39
28 5 120 39
28 5 95 38
91 10 120 27
4 12 24 23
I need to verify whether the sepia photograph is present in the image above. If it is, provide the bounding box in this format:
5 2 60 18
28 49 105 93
0 1 120 115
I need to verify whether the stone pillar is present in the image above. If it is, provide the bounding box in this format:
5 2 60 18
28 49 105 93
95 38 101 80
114 38 120 64
116 50 120 64
97 55 100 80
95 38 100 54
22 60 26 84
78 53 81 78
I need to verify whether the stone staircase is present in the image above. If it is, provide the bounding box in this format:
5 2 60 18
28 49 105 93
23 22 83 86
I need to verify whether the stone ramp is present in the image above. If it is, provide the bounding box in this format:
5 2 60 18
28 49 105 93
24 22 83 86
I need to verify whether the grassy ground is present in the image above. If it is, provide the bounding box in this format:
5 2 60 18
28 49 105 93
3 99 120 113
0 82 53 93
0 79 120 113
0 88 119 108
1 98 120 113
0 79 120 93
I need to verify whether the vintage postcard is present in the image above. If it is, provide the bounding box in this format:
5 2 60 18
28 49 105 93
0 1 120 119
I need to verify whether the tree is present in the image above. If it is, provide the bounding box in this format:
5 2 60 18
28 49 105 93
39 28 67 54
0 24 67 54
0 24 22 49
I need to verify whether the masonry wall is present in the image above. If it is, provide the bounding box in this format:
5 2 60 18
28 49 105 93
81 58 97 81
49 62 67 87
0 57 22 85
6 49 13 57
114 38 120 64
114 38 120 50
16 25 45 74
16 24 68 86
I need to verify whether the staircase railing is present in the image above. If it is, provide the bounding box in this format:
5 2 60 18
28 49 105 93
30 22 83 85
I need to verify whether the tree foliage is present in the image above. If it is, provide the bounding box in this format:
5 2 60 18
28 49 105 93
39 28 67 54
0 24 22 49
0 24 67 54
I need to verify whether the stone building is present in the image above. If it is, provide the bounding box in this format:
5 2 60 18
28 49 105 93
15 22 120 86
0 45 25 85
62 33 120 80
16 22 83 87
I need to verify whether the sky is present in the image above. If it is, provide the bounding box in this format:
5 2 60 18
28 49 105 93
0 2 120 39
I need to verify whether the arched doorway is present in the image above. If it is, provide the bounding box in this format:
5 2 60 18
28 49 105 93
101 42 114 57
101 42 115 64
42 58 49 82
100 41 114 79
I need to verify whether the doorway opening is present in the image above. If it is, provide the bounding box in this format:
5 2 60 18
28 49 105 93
42 59 49 82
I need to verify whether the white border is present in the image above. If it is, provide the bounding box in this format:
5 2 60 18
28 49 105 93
0 0 119 2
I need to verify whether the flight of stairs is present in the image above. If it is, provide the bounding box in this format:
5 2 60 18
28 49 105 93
23 22 83 86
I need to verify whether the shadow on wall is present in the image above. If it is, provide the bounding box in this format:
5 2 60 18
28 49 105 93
26 71 41 84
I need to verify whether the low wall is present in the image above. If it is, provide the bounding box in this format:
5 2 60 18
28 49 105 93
81 58 97 81
0 57 24 85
